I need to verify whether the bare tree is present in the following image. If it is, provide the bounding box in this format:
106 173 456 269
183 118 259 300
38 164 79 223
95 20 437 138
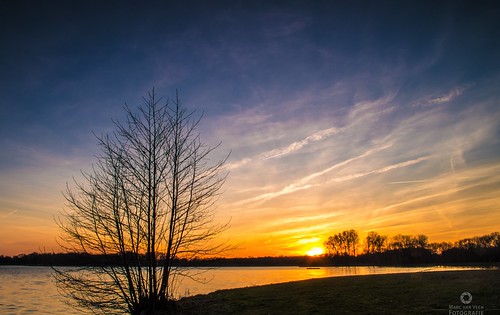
324 234 341 256
365 231 387 254
53 90 229 315
324 230 359 256
389 234 428 250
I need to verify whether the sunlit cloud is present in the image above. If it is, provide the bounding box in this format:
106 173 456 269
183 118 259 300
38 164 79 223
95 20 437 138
237 142 395 204
224 158 252 170
225 126 339 169
272 212 346 226
388 180 434 184
263 127 338 160
236 151 428 207
2 210 18 218
326 156 430 184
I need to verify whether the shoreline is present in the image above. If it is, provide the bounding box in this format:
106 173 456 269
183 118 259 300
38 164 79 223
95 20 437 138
177 269 500 314
1 262 499 268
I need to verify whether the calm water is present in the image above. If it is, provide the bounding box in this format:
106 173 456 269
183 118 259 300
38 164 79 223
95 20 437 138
0 265 483 314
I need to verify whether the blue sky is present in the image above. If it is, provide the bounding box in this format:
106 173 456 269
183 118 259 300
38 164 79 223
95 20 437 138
1 1 499 256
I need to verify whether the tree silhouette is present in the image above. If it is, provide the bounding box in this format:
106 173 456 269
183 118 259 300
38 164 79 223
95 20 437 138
365 231 387 254
324 229 359 256
53 90 229 315
389 234 428 250
428 241 453 255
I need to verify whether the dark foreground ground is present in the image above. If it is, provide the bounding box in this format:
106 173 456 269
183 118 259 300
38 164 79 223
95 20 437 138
177 270 500 314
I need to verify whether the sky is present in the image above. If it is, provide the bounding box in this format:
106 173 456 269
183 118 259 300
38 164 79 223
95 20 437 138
1 1 500 257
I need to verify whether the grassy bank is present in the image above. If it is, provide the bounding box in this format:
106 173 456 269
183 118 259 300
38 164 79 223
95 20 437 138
177 270 500 314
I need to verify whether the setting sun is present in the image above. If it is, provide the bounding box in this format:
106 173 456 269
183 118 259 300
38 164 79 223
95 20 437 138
306 247 324 256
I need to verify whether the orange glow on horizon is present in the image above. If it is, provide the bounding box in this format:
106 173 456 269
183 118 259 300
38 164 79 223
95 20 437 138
306 247 324 256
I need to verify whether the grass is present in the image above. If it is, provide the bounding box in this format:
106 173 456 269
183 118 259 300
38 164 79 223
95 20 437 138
176 270 500 314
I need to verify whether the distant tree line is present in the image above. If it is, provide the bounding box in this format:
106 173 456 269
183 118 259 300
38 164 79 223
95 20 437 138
0 252 326 267
1 231 499 267
324 230 500 265
0 252 143 266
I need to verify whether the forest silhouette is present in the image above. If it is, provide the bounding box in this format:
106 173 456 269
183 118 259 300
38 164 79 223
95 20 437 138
2 231 498 267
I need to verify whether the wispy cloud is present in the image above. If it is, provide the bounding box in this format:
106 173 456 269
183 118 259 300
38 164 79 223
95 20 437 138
2 210 18 218
411 85 469 108
388 179 433 184
300 143 393 182
263 127 338 160
348 93 397 120
428 88 462 104
326 156 430 184
361 162 500 239
238 146 427 205
224 158 252 170
222 93 396 171
225 126 340 169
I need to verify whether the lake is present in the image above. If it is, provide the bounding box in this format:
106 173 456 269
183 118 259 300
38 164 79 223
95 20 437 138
0 265 483 314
